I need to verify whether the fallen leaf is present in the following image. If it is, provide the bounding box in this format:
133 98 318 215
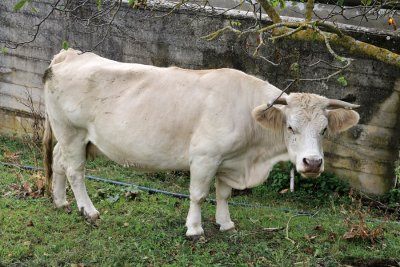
303 247 314 255
314 225 323 231
343 229 356 239
3 149 21 163
22 182 32 193
125 190 140 200
328 232 337 242
388 16 397 30
280 188 289 194
304 234 317 242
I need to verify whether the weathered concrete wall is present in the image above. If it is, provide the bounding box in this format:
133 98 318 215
1 1 399 194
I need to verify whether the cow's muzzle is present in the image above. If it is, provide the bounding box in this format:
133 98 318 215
298 156 323 178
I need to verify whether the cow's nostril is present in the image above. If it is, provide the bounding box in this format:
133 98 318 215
303 158 309 166
317 159 322 167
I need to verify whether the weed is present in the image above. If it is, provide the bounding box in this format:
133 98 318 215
264 162 350 197
342 190 385 244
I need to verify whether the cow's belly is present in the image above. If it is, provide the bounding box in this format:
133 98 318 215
87 124 191 171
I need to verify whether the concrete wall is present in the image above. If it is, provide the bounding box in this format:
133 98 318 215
1 1 400 194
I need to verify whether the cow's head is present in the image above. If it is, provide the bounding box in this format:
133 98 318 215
252 93 359 178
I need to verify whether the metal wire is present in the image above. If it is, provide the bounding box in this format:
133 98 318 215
2 161 399 225
0 161 317 216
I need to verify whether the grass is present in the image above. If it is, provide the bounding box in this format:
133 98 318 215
0 135 399 266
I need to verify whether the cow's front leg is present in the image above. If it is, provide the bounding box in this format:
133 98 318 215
216 178 235 232
186 157 218 238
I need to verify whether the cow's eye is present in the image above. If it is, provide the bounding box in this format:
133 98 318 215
321 127 327 135
288 126 295 133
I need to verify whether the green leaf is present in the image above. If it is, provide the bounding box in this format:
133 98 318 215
270 0 280 8
128 0 136 6
30 6 38 13
336 0 344 6
311 31 318 41
62 40 69 50
230 20 242 27
0 47 9 54
107 195 120 204
361 0 372 6
337 76 348 87
14 0 29 11
290 62 301 77
96 0 102 10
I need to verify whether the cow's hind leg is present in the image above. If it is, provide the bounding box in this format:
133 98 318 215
52 143 69 210
59 137 99 221
215 178 235 232
185 157 218 238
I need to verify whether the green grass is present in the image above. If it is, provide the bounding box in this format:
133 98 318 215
0 135 399 266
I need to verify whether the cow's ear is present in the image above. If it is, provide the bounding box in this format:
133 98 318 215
252 104 285 130
327 109 359 134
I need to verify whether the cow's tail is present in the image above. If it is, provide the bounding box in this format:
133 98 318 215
43 113 53 196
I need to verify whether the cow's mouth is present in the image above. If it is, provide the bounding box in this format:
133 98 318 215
300 172 321 178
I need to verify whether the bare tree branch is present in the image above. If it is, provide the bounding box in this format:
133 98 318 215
3 0 62 49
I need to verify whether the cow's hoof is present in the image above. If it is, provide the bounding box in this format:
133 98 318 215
222 227 237 233
54 201 72 214
186 234 205 242
79 207 100 224
64 204 72 214
54 200 70 209
218 221 236 232
87 212 100 224
186 226 204 238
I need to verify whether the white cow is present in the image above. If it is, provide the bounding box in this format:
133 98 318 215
43 49 359 237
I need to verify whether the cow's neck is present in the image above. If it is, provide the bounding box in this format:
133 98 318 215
218 136 288 190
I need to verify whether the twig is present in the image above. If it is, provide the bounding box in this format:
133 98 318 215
288 59 352 83
313 26 349 64
201 26 243 41
155 0 189 18
80 0 122 53
263 79 296 112
4 0 62 49
269 25 306 41
258 55 281 66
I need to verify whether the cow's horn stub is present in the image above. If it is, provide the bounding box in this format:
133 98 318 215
268 97 288 107
327 99 360 110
